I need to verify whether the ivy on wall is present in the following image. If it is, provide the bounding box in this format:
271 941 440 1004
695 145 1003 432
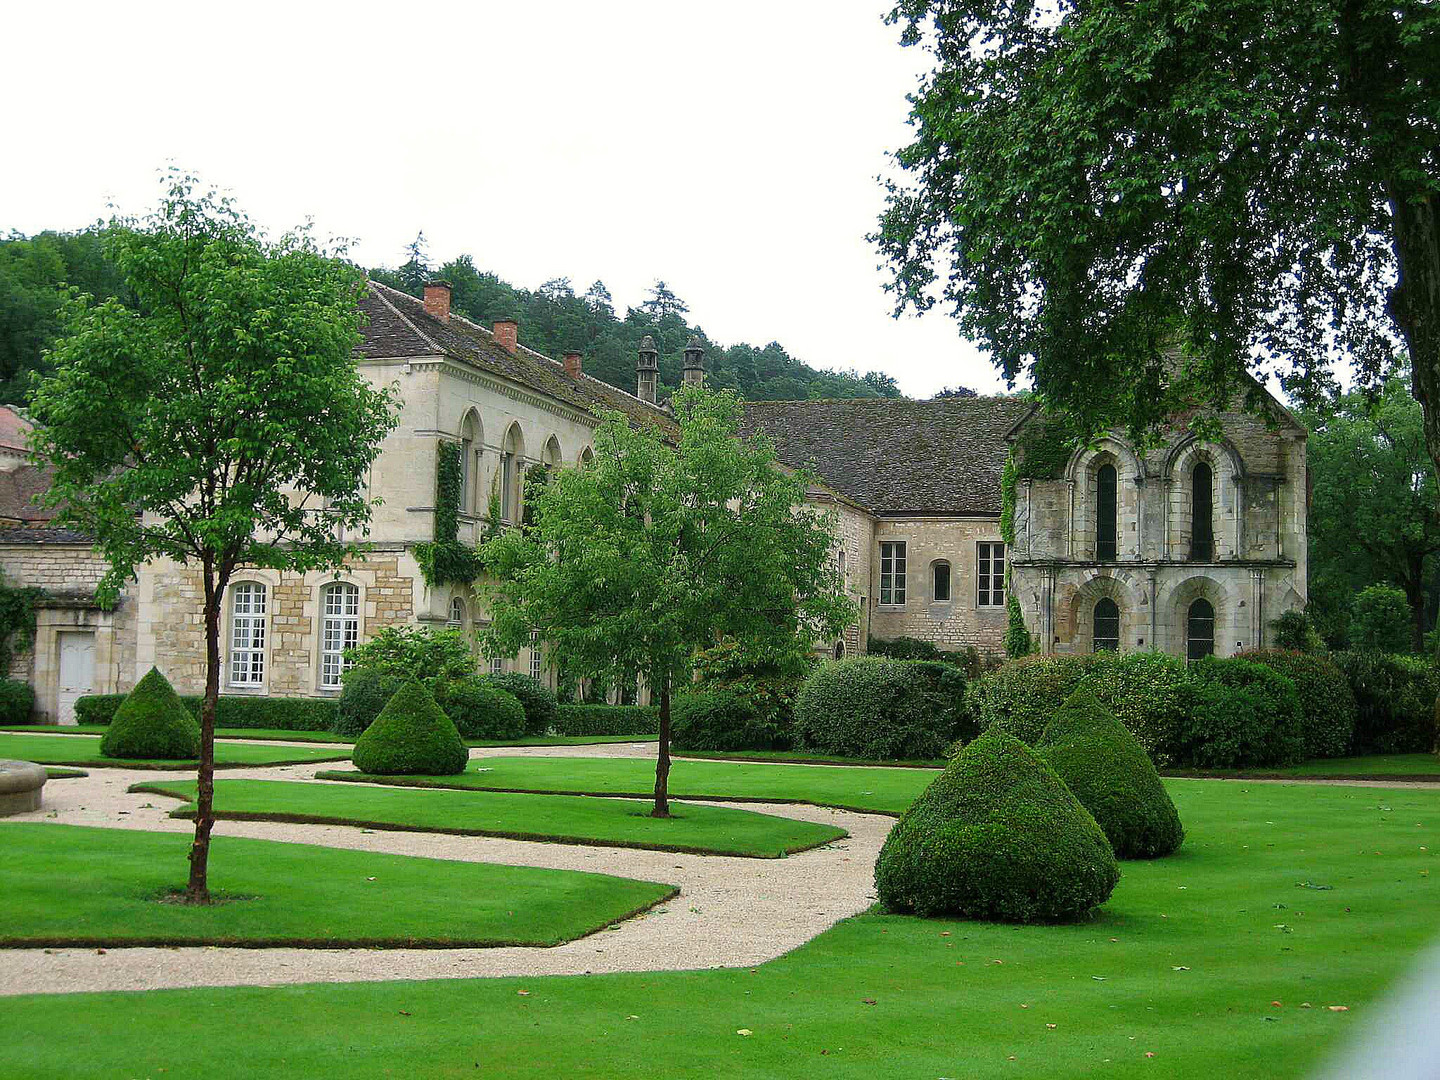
414 440 486 588
0 575 43 672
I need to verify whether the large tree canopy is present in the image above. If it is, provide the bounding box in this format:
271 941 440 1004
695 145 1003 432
877 0 1439 457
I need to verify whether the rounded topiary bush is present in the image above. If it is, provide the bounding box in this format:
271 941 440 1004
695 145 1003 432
332 664 403 738
875 728 1119 921
352 680 469 775
1235 649 1357 759
672 689 773 752
964 654 1091 745
442 677 527 740
481 672 558 736
793 657 966 760
98 667 201 760
1036 688 1184 859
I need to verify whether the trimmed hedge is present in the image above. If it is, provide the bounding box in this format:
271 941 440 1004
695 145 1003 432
793 657 968 760
1181 657 1306 768
0 679 34 724
351 680 468 775
671 690 777 752
553 704 660 737
74 692 338 733
442 677 527 740
1331 651 1440 754
98 668 201 760
481 673 559 737
333 667 403 738
874 727 1119 922
965 654 1088 746
1037 688 1184 858
1235 649 1357 759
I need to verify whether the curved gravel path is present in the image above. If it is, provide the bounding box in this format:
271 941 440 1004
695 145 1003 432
0 747 890 997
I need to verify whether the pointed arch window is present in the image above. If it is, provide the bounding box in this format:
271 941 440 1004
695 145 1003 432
1093 597 1120 653
1096 463 1118 561
1186 598 1215 660
1191 461 1214 561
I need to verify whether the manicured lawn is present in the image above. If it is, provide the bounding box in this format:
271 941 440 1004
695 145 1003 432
0 724 654 748
679 748 945 768
319 755 936 816
9 781 1439 1078
1168 753 1440 780
132 778 848 858
0 732 349 769
41 767 86 779
0 822 675 948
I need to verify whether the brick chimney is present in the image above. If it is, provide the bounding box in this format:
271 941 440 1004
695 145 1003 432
636 335 659 403
493 317 518 354
563 350 583 378
423 280 452 323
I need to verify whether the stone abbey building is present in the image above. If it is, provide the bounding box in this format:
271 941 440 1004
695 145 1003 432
0 281 1308 722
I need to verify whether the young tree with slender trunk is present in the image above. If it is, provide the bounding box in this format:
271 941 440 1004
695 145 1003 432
29 173 398 902
480 387 854 817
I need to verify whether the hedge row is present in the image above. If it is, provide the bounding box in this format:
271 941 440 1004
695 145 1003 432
0 679 34 724
74 692 338 732
792 657 970 760
553 703 660 737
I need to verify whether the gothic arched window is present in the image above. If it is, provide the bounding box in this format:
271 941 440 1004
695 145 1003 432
1186 598 1215 660
1192 461 1214 561
1093 598 1120 653
1097 463 1118 562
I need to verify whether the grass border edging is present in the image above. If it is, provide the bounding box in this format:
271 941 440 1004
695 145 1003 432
1163 768 1440 783
38 753 351 771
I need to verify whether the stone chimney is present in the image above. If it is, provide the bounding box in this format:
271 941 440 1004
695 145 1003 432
493 317 519 354
682 335 706 388
423 280 452 323
563 350 583 378
636 335 659 403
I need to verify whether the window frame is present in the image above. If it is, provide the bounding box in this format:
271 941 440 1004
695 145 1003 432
228 581 268 688
1186 597 1216 661
1096 461 1118 562
1093 597 1120 653
319 582 361 691
931 559 952 603
976 541 1006 607
879 541 907 606
529 629 543 681
1191 460 1215 562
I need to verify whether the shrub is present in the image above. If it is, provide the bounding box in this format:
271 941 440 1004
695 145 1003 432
1036 688 1184 858
481 673 558 736
965 654 1091 745
351 680 469 775
332 665 404 738
552 704 660 737
1235 649 1357 759
1349 584 1414 654
74 692 337 731
75 693 127 726
793 657 967 760
1179 657 1306 768
98 668 201 760
867 635 942 661
874 728 1119 922
441 677 527 740
691 638 813 749
1271 610 1325 653
1331 651 1440 754
0 679 34 724
343 625 476 692
671 690 779 752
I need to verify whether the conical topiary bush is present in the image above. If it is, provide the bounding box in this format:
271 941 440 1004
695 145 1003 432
98 667 201 760
352 679 469 776
1036 687 1184 859
874 728 1119 922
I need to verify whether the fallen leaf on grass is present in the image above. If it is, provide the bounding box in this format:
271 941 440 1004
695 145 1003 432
1328 1005 1350 1012
516 990 530 997
1046 1024 1057 1030
737 1029 752 1037
1172 966 1190 972
1300 1003 1312 1009
862 999 876 1006
398 1010 411 1017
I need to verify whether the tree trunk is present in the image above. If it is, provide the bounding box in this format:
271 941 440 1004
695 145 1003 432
1387 189 1440 496
651 676 671 819
185 559 226 903
1404 560 1428 654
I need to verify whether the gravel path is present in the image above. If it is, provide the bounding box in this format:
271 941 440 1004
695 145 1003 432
0 751 889 996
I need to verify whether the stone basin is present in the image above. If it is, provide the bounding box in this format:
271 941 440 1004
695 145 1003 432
0 759 46 815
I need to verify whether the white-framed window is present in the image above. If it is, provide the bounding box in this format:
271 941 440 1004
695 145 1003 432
449 596 466 628
490 656 506 675
977 542 1006 607
529 629 542 680
228 581 267 687
879 541 907 605
320 582 360 689
932 560 951 602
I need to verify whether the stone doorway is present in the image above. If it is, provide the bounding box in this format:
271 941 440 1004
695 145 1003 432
56 630 95 725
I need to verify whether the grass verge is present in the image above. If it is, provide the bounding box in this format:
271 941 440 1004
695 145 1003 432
41 767 86 779
0 725 655 748
132 778 848 858
0 732 349 770
7 781 1440 1078
0 822 675 948
1164 753 1440 782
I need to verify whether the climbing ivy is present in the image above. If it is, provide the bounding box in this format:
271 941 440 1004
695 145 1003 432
1012 419 1076 480
434 440 462 543
414 440 486 588
1004 593 1033 658
0 574 42 673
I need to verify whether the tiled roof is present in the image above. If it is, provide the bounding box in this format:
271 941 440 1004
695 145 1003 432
0 464 60 525
741 397 1032 516
358 283 678 438
0 527 91 545
0 406 33 454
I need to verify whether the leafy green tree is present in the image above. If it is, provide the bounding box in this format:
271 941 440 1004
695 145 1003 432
876 1 1440 464
1305 370 1440 649
1350 583 1415 653
481 387 855 816
28 174 399 901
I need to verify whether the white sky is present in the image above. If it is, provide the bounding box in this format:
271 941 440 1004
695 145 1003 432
0 0 1006 399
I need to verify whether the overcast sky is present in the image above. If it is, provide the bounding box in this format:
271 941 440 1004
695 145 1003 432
0 0 1008 398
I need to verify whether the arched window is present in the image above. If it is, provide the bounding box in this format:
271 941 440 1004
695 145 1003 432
837 548 847 580
932 560 951 602
1096 462 1118 561
834 640 845 661
1093 597 1120 653
542 436 562 471
500 423 525 523
449 595 466 628
1191 461 1214 561
459 411 480 514
228 581 267 686
1186 598 1215 660
320 582 360 689
579 446 595 467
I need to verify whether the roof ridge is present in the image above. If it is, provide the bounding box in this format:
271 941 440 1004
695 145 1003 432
365 281 444 354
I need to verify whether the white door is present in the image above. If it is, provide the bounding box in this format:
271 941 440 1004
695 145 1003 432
57 631 96 726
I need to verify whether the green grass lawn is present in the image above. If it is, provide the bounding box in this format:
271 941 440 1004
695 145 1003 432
131 778 848 858
319 755 936 816
41 767 86 779
0 724 655 748
1168 753 1440 780
8 780 1438 1079
679 748 946 768
0 822 675 948
0 732 350 769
